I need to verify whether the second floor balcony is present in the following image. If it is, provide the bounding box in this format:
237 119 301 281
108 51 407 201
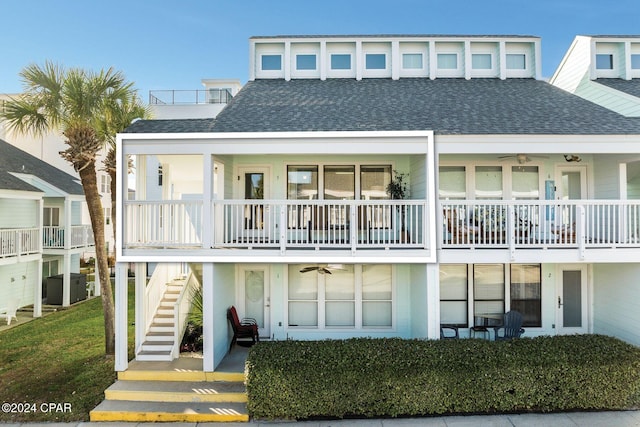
43 225 95 250
0 228 40 259
123 199 428 255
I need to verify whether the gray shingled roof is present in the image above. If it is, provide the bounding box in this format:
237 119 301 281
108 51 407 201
596 79 640 98
125 78 640 135
0 170 42 193
0 139 84 195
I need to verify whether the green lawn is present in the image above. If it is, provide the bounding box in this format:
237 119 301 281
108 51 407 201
0 280 135 422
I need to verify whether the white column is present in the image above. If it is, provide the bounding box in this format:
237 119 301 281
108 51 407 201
320 41 327 81
499 41 507 80
464 41 471 80
355 40 363 81
391 40 400 80
64 198 72 250
429 41 437 80
202 154 213 248
202 262 215 372
62 252 71 307
135 263 147 354
114 262 129 372
426 263 440 339
34 257 42 317
284 41 291 81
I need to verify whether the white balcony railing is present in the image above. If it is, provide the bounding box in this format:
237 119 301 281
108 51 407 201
43 225 95 249
124 199 427 251
0 228 40 258
441 200 640 249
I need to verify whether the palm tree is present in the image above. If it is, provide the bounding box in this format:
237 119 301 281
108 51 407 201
97 92 151 241
1 61 138 355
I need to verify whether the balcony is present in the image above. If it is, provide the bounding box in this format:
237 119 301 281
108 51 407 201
148 89 232 105
43 225 95 250
0 228 40 258
123 199 428 253
441 200 640 253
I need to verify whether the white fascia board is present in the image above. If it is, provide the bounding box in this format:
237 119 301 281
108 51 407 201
120 130 434 156
0 189 43 200
117 253 436 264
435 134 640 154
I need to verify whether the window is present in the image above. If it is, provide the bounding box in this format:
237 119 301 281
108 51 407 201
331 54 351 70
43 207 60 227
472 53 492 69
288 264 393 329
104 207 111 225
510 264 541 327
474 264 505 318
596 54 614 70
261 54 282 71
100 174 111 194
402 53 423 69
440 264 468 327
365 53 386 70
512 166 539 200
324 166 355 200
437 53 458 69
296 54 316 70
506 54 526 70
631 54 640 69
475 166 503 200
439 166 466 199
360 165 391 200
158 165 163 186
287 166 318 200
362 265 392 327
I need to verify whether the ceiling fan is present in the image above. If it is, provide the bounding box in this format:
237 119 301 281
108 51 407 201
498 153 549 164
300 264 345 274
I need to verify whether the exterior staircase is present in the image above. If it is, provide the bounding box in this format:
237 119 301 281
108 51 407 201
136 278 185 361
90 359 249 422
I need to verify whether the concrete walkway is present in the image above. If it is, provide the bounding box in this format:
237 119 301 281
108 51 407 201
3 410 640 426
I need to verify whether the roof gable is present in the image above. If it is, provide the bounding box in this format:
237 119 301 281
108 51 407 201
0 138 84 195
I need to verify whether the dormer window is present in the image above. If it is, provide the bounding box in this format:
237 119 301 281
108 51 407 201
631 54 640 69
437 53 458 69
402 53 423 69
296 54 317 70
365 53 386 70
261 55 282 71
596 54 614 70
506 54 526 70
331 54 352 70
472 54 492 70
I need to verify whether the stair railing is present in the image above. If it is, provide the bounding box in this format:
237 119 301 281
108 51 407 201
171 270 200 359
143 264 173 341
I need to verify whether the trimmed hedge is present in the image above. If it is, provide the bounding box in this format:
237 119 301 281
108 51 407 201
245 335 640 420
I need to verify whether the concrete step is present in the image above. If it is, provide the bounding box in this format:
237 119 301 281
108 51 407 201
136 350 172 362
141 341 174 352
118 368 244 383
90 399 248 422
104 380 247 403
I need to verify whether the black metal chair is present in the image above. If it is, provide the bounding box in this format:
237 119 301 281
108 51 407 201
495 310 525 340
440 325 459 339
470 316 491 339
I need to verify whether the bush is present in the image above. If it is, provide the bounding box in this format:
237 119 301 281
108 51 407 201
246 335 640 420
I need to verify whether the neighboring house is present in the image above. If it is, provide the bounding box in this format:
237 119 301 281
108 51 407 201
0 139 96 314
113 34 640 374
0 94 114 256
550 35 640 117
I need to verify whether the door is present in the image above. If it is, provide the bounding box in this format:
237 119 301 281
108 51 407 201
554 166 587 239
236 167 271 241
557 266 588 334
238 266 270 339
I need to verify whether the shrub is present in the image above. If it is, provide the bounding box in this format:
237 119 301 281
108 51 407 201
245 335 640 420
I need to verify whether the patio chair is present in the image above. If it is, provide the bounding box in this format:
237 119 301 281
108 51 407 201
227 305 259 351
440 325 459 339
443 208 479 244
495 310 525 341
1 298 19 326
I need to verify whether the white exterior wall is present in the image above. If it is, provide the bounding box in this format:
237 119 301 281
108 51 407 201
593 155 624 199
551 36 592 93
592 264 640 346
211 263 236 369
0 198 38 228
0 261 40 308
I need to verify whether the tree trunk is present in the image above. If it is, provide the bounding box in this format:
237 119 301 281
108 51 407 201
78 161 116 355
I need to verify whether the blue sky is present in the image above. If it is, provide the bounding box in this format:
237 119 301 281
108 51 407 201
1 0 639 99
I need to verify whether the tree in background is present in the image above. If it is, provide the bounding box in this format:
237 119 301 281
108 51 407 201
1 61 141 355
